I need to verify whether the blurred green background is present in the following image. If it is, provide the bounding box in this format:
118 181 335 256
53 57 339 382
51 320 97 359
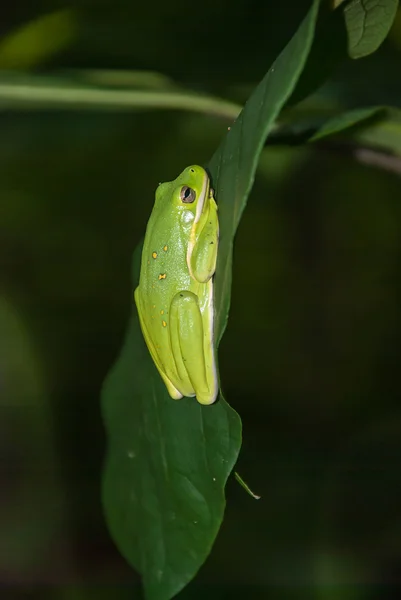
2 1 401 599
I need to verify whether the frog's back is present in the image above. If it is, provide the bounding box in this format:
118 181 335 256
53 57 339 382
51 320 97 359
136 204 192 338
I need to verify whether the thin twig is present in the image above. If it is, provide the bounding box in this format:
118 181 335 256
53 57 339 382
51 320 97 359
353 147 401 176
316 139 401 177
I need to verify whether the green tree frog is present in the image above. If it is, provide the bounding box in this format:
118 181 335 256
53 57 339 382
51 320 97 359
134 165 219 405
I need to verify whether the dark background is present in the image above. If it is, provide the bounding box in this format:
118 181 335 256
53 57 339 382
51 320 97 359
1 1 401 598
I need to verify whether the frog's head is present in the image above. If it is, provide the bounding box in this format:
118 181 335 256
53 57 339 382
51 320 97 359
174 165 211 223
156 165 213 224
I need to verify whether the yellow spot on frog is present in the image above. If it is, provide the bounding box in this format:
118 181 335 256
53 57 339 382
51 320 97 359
162 320 167 327
160 309 164 315
152 252 157 259
152 304 156 309
158 273 167 280
163 245 168 252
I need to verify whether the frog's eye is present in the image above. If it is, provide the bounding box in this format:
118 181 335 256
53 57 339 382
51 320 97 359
180 186 196 204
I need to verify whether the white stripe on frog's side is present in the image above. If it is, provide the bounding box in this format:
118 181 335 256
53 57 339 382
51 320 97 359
186 170 209 281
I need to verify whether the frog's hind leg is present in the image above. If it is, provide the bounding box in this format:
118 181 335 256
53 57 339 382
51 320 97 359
170 290 217 404
135 288 182 400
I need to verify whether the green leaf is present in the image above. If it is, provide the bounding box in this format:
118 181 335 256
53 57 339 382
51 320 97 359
102 246 242 600
310 106 386 141
208 0 321 340
343 0 399 59
269 105 401 177
101 2 320 600
341 108 401 176
0 10 77 69
349 108 401 154
265 105 386 145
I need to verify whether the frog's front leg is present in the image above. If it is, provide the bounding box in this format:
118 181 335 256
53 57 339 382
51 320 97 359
169 291 217 405
188 196 218 283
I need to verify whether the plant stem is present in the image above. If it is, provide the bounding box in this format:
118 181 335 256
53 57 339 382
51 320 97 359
234 471 261 500
0 78 241 120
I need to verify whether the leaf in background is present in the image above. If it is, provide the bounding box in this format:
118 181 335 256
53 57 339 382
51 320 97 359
289 0 400 106
267 105 401 177
310 106 386 140
343 0 399 59
0 10 77 70
266 105 385 145
349 108 401 154
272 105 401 156
101 1 320 600
339 109 401 175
